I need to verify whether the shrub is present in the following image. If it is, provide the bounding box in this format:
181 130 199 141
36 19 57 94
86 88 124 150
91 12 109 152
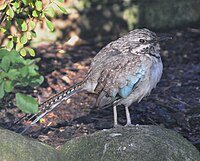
0 49 44 113
0 0 67 113
0 0 67 56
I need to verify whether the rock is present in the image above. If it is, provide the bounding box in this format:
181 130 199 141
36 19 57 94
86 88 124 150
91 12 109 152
60 125 200 161
1 125 199 161
0 128 63 161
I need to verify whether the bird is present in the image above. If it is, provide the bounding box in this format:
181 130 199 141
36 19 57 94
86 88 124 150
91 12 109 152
16 28 171 134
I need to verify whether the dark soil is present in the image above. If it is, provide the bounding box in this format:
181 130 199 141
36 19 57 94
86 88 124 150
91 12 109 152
0 28 199 150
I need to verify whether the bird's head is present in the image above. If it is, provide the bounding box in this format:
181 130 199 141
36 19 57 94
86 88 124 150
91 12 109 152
128 28 171 59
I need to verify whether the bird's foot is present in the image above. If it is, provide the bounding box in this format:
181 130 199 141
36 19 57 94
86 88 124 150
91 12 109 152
113 124 122 128
125 123 133 127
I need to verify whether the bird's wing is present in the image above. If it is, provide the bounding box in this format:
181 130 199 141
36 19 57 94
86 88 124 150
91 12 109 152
89 37 129 70
95 55 146 107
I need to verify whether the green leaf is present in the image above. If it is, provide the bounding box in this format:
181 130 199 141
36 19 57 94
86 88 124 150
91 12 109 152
0 4 7 11
1 56 10 72
16 42 23 51
0 82 5 99
32 10 40 17
19 66 29 77
27 58 40 65
30 30 37 38
27 47 35 57
0 73 6 81
7 40 14 50
20 33 28 44
56 0 64 2
44 6 55 17
45 18 54 31
20 48 26 56
5 21 11 29
7 69 20 80
0 50 22 64
16 18 28 31
29 1 34 8
13 36 17 42
27 66 38 76
16 93 39 114
56 4 67 14
16 79 28 87
0 49 19 60
30 75 44 86
0 27 6 33
35 0 42 11
6 6 14 18
0 49 9 59
22 0 28 5
4 80 13 93
12 2 20 9
30 20 36 28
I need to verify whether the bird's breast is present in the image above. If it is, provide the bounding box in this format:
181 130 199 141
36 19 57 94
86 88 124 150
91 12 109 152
149 58 163 89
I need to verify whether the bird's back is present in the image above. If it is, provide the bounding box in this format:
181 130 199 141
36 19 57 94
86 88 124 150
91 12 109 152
83 34 134 94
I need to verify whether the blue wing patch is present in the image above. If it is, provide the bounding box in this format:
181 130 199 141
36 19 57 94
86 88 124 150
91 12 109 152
118 65 145 98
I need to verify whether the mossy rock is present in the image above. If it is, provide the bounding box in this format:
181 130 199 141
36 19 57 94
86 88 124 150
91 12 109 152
60 125 200 161
0 125 199 161
138 1 200 30
0 128 63 161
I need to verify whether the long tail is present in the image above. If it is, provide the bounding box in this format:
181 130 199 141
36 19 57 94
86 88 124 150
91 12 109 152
16 81 84 134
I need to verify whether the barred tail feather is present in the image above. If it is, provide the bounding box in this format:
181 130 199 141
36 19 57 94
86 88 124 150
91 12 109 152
19 81 84 134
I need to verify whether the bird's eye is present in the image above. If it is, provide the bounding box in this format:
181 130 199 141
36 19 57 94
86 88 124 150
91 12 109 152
139 39 145 43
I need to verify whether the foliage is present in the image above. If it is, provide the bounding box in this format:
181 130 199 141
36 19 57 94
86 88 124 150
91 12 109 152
0 49 44 113
0 0 67 56
74 0 138 44
0 1 67 113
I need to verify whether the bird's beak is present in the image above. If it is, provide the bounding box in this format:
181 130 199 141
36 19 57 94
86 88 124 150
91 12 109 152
157 36 172 42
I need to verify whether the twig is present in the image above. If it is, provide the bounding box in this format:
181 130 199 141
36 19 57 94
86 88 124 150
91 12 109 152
171 96 193 108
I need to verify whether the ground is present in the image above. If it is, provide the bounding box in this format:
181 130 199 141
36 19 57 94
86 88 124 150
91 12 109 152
0 28 199 150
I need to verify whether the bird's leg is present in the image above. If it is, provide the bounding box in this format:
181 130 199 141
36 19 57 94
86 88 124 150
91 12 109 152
125 106 132 126
113 103 118 127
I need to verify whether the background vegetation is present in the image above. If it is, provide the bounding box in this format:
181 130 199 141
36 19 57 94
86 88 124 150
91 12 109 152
0 0 67 113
